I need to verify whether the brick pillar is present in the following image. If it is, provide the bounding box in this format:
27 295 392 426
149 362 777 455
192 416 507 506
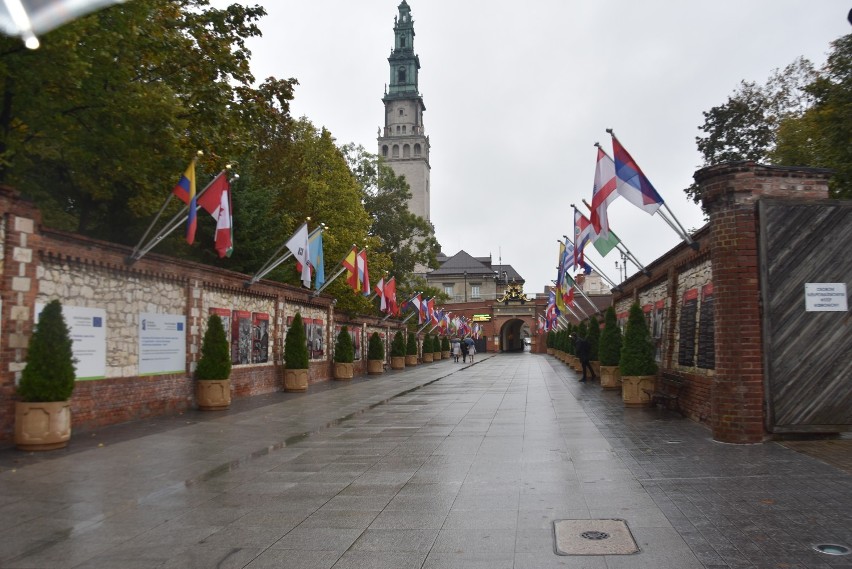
697 162 831 443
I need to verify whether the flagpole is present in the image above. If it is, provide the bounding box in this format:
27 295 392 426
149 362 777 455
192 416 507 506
246 222 323 287
128 167 228 264
661 203 698 249
400 310 417 324
563 235 620 291
581 199 650 276
573 285 600 316
311 245 358 297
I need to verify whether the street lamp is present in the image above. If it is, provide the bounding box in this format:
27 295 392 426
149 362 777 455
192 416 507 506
463 271 467 302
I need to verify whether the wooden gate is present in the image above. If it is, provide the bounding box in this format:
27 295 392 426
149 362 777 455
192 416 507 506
759 200 852 433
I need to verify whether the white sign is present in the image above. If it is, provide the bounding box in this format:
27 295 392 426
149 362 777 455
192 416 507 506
804 283 848 312
36 303 106 380
139 313 186 375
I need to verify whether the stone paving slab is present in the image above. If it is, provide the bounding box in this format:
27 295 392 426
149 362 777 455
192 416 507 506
0 353 850 569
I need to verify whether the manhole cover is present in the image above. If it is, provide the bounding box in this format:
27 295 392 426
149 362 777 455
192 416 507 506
554 519 639 555
813 544 851 556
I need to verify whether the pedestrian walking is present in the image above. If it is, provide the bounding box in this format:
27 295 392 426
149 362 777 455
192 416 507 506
461 341 468 363
575 334 596 382
467 342 476 363
451 339 461 362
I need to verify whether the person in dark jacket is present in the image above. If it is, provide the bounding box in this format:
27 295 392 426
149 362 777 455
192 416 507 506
575 334 596 383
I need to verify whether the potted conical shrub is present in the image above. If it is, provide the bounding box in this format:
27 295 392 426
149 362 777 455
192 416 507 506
546 330 555 356
15 300 76 451
334 326 354 380
367 332 385 375
432 334 442 360
620 303 657 407
284 313 309 392
196 314 232 410
587 315 601 378
441 336 451 359
391 331 406 369
405 332 418 366
599 306 622 390
422 334 434 363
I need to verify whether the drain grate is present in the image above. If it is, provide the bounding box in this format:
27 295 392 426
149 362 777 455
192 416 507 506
554 519 639 555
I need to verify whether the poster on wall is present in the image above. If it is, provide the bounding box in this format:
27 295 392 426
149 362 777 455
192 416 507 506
678 289 698 367
307 319 325 360
652 300 666 363
231 310 252 365
251 312 270 363
138 312 185 375
209 308 231 338
36 303 106 380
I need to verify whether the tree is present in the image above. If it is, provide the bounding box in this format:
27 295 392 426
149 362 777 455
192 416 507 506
284 313 308 370
620 303 656 376
598 307 622 367
368 332 384 361
334 326 354 364
196 315 231 380
587 316 600 361
18 300 76 402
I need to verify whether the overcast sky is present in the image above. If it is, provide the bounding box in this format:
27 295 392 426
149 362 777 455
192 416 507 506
228 1 849 293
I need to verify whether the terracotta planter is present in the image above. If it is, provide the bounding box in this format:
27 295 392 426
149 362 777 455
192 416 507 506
591 361 601 377
284 368 309 392
367 359 384 375
334 362 354 380
15 401 72 451
405 354 418 366
547 348 554 356
600 365 621 390
433 352 442 361
622 375 655 407
391 356 406 369
196 379 231 411
422 352 433 363
442 350 450 359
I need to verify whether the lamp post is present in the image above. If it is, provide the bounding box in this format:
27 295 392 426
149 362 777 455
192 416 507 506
463 271 468 302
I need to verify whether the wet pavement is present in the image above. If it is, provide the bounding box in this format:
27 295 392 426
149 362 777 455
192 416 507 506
1 352 850 569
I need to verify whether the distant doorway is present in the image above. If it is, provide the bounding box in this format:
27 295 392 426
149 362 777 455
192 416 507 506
499 319 529 352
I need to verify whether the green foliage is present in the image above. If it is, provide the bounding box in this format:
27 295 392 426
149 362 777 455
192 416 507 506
587 316 600 361
441 336 450 352
406 332 418 356
284 313 309 370
546 330 555 349
334 326 354 363
599 307 622 366
391 331 406 357
577 321 588 340
620 304 657 376
421 334 432 354
17 300 76 402
368 332 384 361
196 315 232 380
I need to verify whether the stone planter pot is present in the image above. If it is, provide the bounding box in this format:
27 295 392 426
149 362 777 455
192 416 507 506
546 348 554 356
405 354 418 366
422 352 433 363
367 360 384 375
442 350 450 359
591 361 601 377
196 379 231 411
284 368 309 392
391 356 406 370
15 401 72 451
433 352 442 361
334 362 354 380
600 365 621 390
622 375 655 407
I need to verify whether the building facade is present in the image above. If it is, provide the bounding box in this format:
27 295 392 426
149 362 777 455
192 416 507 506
425 250 524 303
377 0 431 223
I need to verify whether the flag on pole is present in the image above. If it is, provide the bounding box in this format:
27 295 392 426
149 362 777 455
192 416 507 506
343 246 359 292
285 223 311 288
309 232 325 290
590 146 619 237
173 162 197 244
196 173 232 258
592 228 621 257
374 277 386 312
385 277 398 315
357 249 370 296
573 209 594 270
611 134 664 215
409 294 423 324
420 297 430 324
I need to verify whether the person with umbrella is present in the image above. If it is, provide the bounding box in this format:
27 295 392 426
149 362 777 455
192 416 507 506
464 337 476 363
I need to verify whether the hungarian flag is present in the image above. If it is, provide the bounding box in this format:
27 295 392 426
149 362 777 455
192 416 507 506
611 134 664 215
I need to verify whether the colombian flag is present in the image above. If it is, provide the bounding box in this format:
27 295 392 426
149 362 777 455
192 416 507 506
173 162 197 244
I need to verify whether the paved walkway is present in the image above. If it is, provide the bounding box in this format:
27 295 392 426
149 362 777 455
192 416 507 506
1 353 850 569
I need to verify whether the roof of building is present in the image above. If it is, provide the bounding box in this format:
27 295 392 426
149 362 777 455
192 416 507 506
428 250 524 282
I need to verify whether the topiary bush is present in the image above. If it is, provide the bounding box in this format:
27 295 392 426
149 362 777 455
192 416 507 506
587 316 600 361
547 330 555 348
422 334 432 354
599 306 622 366
335 326 354 363
284 313 309 369
620 303 657 376
196 315 232 380
391 331 406 357
406 332 418 355
368 332 384 361
441 336 450 352
18 300 77 402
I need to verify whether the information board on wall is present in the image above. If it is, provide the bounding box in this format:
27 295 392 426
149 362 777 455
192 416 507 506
138 313 186 375
36 303 106 380
804 283 848 312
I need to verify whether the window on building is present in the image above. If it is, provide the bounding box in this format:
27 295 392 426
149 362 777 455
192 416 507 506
400 36 406 48
392 145 399 158
403 144 410 158
444 285 453 297
396 125 401 134
399 109 404 116
381 145 388 157
414 143 421 156
471 285 481 298
398 67 406 84
402 126 406 134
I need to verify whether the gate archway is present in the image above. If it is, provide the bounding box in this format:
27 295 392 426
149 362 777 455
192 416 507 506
499 318 529 352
